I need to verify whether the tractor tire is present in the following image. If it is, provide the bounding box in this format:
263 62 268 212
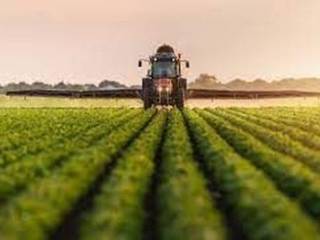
179 78 187 91
176 88 185 109
142 78 153 109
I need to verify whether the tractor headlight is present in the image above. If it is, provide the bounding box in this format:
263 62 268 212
157 86 162 92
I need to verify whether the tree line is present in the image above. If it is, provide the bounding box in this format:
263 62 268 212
0 80 129 93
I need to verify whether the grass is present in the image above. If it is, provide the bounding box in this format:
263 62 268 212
0 106 319 239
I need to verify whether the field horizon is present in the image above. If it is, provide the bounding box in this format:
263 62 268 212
1 95 320 108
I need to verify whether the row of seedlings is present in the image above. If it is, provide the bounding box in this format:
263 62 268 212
156 109 226 240
208 109 320 173
0 109 142 201
224 108 320 150
0 109 125 167
199 109 320 218
0 110 155 240
232 108 320 136
80 111 167 240
184 109 320 240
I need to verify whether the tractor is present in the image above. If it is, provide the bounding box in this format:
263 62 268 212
138 45 190 109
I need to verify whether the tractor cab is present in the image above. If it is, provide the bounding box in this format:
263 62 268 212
151 53 178 79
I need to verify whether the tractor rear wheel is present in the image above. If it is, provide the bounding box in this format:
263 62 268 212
176 88 185 109
179 78 187 91
142 79 153 109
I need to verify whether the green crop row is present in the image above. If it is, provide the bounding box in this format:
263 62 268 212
157 109 226 240
80 110 166 240
237 107 320 125
233 107 320 137
199 109 320 217
0 109 51 135
184 109 320 240
209 109 320 173
224 108 320 150
0 110 155 240
0 109 141 201
0 109 125 167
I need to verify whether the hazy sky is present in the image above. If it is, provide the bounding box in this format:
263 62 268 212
1 0 320 85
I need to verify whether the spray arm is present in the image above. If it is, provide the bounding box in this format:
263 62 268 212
138 59 150 67
180 60 190 68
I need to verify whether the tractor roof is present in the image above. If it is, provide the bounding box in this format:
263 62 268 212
157 44 175 54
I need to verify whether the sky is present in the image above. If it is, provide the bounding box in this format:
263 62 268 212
0 0 320 85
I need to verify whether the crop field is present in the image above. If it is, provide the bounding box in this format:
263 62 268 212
1 95 320 108
0 107 320 240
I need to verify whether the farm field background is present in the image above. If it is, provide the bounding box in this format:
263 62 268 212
0 106 320 239
1 95 320 108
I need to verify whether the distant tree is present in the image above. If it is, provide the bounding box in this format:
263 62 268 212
31 81 52 90
54 81 68 90
83 84 98 90
225 79 248 90
250 79 271 90
253 78 267 84
4 83 19 91
98 80 127 89
189 74 223 89
17 81 31 90
68 84 84 91
4 82 31 91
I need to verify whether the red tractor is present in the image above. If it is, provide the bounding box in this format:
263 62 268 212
139 45 190 109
